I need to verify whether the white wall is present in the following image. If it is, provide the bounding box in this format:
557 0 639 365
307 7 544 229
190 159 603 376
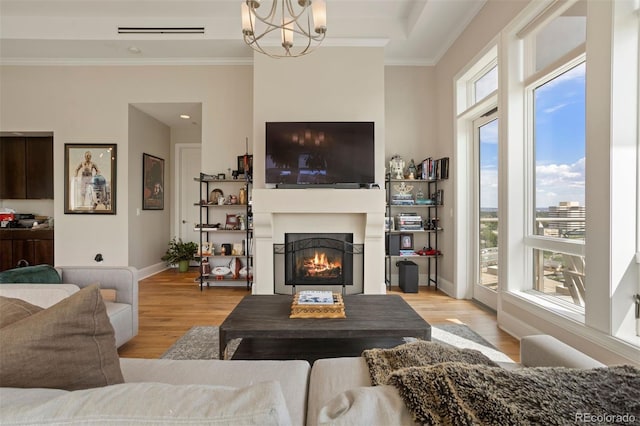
0 65 252 267
385 66 436 163
127 105 171 272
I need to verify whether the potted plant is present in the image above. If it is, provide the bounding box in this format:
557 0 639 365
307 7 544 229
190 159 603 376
161 237 198 272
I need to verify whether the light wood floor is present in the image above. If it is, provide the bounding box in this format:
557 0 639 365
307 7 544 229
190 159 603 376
117 268 520 362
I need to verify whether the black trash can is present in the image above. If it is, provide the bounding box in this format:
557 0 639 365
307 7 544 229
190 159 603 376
398 260 418 293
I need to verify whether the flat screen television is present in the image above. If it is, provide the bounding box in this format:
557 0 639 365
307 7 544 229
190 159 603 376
265 121 375 187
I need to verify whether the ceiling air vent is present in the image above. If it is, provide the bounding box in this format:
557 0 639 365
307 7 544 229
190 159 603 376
118 27 205 34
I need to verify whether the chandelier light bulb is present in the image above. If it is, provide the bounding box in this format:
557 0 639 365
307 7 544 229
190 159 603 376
282 18 294 50
312 0 326 34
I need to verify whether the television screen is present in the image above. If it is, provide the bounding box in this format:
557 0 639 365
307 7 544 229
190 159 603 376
265 122 375 186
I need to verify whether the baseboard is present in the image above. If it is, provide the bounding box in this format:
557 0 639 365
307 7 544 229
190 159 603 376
138 262 168 280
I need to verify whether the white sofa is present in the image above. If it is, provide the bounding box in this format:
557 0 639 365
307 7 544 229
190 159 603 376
0 266 138 347
0 334 606 426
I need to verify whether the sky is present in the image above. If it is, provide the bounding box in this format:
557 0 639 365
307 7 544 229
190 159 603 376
480 62 586 210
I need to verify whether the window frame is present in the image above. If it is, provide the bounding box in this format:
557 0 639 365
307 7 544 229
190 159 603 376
523 43 587 309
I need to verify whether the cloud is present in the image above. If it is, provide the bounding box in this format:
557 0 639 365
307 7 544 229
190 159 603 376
535 157 585 207
543 102 571 114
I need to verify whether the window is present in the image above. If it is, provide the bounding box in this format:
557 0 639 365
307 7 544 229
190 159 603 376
501 0 640 355
533 2 586 72
474 65 498 104
527 56 586 307
533 62 586 242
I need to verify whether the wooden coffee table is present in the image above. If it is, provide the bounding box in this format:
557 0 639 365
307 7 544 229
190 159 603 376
219 294 431 362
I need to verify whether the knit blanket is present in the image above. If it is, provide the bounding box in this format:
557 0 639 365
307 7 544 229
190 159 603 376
388 363 640 425
362 341 499 386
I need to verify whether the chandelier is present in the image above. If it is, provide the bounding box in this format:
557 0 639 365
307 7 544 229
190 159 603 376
241 0 327 58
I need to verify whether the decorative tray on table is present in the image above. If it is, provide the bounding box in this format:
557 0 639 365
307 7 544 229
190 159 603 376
290 292 346 319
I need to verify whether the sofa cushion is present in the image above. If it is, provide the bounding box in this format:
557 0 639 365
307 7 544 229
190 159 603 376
0 284 80 309
0 296 43 328
120 358 310 426
0 285 123 390
0 265 61 284
0 381 292 425
317 385 417 426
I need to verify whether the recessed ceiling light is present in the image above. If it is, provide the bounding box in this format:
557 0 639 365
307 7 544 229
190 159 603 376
127 46 142 54
180 114 191 119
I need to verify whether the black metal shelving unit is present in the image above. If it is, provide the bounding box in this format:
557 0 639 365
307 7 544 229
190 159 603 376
195 173 252 291
384 157 448 290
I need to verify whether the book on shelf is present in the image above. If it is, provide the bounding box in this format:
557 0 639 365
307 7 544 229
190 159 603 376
296 290 336 305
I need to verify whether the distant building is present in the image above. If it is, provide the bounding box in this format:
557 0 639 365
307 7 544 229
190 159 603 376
545 201 585 238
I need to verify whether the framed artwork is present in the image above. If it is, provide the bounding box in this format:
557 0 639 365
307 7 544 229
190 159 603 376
142 153 164 210
400 233 414 250
237 154 253 176
64 144 116 214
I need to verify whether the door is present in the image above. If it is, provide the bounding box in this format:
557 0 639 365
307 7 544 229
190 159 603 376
473 111 499 309
176 144 202 245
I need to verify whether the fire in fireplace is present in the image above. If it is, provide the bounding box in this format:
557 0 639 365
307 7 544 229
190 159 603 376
301 251 342 279
285 233 353 286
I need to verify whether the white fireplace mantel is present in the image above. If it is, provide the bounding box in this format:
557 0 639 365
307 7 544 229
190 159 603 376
251 188 386 294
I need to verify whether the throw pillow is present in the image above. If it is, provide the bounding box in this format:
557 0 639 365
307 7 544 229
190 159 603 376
0 285 124 390
0 296 43 328
363 340 499 385
0 265 61 284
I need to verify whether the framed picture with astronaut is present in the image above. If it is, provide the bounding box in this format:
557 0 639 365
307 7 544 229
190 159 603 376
64 143 117 214
142 153 164 210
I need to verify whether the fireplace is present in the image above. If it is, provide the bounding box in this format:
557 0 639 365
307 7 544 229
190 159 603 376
273 233 364 294
285 233 353 286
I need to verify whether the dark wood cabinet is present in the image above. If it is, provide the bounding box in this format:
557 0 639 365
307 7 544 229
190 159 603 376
0 229 54 271
0 136 53 199
0 240 12 271
0 137 26 199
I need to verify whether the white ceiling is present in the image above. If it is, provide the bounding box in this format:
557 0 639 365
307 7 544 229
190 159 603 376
0 0 486 66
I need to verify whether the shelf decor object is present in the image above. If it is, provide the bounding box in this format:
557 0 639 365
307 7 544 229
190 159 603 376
290 292 345 319
241 0 327 58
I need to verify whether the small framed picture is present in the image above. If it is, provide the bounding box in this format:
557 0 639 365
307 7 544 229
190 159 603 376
237 155 253 176
225 213 239 230
385 217 395 231
217 173 226 180
400 233 414 250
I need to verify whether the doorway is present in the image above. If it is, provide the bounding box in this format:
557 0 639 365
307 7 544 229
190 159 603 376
176 144 201 245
